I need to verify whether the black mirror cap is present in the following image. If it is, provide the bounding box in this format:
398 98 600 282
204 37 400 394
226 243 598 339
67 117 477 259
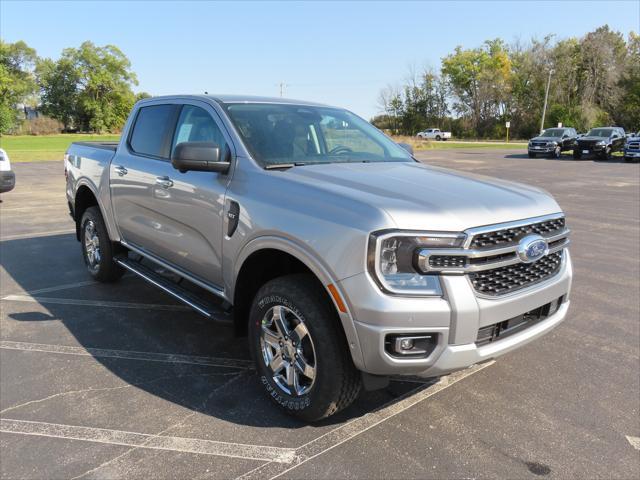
398 142 414 155
171 142 230 173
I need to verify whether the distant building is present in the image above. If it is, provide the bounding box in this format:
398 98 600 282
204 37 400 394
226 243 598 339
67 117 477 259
16 104 40 120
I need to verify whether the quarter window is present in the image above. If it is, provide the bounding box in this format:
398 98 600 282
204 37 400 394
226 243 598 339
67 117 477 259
129 105 178 158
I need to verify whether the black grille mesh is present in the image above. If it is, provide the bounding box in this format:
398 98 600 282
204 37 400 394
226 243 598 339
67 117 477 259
469 251 563 296
469 217 565 249
429 255 467 268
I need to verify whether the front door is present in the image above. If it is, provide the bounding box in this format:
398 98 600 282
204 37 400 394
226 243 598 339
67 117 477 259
111 101 231 289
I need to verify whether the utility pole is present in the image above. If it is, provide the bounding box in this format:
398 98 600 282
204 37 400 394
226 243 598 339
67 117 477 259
540 69 554 134
277 81 288 98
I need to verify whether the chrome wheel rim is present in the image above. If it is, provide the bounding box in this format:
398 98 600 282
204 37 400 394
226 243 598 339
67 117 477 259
260 305 316 396
84 220 101 269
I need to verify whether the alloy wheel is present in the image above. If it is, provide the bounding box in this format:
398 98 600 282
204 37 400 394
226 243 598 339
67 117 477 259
260 305 316 396
84 220 101 269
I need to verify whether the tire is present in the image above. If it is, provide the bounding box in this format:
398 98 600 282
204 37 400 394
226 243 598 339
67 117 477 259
528 152 536 158
80 206 125 282
601 146 612 161
550 146 561 159
249 274 362 422
573 149 582 160
435 135 441 141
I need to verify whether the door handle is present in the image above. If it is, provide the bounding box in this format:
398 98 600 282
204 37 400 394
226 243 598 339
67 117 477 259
114 165 128 176
155 176 174 189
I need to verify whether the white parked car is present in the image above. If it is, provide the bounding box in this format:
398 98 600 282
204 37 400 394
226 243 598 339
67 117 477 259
416 128 451 141
0 148 16 194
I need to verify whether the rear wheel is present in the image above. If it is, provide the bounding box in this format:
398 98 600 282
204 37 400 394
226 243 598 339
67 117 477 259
80 206 124 282
249 274 361 422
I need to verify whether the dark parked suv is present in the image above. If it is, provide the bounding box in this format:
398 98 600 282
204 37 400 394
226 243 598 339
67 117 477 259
574 127 626 160
528 127 578 158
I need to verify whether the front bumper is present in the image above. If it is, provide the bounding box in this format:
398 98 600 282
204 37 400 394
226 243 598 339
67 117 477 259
528 146 556 154
340 250 572 377
624 150 640 158
0 171 15 193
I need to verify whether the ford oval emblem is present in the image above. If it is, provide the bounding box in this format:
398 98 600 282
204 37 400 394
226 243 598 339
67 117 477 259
517 235 548 263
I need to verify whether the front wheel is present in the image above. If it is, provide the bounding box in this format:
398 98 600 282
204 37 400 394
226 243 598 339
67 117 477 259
601 146 612 161
549 146 561 159
435 135 441 141
528 152 536 158
573 149 582 160
249 274 362 422
80 206 124 282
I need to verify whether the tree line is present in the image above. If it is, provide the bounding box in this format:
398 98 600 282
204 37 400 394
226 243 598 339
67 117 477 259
374 26 639 139
1 40 147 134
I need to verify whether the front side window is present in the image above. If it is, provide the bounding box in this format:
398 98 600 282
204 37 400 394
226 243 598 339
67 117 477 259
224 103 412 167
129 105 178 158
171 105 227 157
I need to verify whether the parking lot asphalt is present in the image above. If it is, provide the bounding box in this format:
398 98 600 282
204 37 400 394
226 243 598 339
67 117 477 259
1 150 638 479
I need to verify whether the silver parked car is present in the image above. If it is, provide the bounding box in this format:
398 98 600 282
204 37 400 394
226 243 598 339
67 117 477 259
65 95 572 421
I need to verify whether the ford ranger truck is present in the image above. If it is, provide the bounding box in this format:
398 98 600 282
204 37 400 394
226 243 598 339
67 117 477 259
65 95 572 421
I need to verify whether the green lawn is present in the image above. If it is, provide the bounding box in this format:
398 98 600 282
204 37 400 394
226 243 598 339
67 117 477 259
0 134 120 162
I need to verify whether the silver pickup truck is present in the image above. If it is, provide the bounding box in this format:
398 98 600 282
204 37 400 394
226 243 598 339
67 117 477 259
65 95 572 421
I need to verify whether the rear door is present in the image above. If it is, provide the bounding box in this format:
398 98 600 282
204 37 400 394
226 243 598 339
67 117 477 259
110 100 233 288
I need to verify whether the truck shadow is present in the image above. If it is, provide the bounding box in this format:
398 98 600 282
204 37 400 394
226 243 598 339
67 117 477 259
1 233 426 429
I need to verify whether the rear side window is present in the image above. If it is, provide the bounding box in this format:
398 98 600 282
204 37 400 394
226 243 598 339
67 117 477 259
129 105 178 158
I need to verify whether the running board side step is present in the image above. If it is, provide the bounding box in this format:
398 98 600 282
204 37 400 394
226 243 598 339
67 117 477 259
116 258 232 324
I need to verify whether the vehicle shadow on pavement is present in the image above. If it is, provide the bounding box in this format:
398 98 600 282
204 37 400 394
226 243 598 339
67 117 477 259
1 233 424 429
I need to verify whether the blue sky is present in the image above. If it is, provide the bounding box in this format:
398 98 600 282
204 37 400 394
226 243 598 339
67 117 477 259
2 0 638 119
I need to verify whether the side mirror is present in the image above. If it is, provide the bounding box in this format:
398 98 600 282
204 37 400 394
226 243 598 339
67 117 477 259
398 143 414 155
562 135 568 139
171 142 230 173
612 134 619 139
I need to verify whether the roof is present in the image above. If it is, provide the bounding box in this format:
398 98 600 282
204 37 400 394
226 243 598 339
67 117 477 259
142 94 333 108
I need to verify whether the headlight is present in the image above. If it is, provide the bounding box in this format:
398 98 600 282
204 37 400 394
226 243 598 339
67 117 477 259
546 141 557 146
597 140 606 145
367 231 465 296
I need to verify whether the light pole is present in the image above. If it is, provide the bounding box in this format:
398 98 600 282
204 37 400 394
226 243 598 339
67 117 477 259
540 69 554 134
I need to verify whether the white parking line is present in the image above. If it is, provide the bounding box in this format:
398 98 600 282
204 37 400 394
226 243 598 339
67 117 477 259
0 419 296 464
21 280 98 295
2 294 192 312
626 435 640 450
0 229 76 241
237 361 495 480
0 341 253 369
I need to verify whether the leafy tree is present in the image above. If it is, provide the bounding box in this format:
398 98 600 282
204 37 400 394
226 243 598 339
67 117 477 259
38 42 138 132
0 40 37 133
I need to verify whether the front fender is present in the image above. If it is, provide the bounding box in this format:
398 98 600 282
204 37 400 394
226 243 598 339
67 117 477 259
229 235 366 371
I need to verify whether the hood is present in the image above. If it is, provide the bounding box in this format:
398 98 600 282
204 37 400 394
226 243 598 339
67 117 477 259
578 136 608 142
530 136 560 143
283 161 561 232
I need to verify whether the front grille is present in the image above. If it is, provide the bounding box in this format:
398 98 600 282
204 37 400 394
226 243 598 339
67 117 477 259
429 255 467 268
530 141 548 147
627 142 639 150
469 217 565 249
468 251 563 296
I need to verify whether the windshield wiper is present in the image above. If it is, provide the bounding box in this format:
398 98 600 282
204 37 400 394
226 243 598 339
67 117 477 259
264 162 307 170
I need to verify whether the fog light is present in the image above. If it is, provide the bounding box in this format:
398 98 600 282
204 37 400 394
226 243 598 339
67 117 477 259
399 338 414 350
389 335 435 357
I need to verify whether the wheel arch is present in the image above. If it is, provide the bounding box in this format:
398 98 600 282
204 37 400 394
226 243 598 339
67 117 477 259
231 237 365 370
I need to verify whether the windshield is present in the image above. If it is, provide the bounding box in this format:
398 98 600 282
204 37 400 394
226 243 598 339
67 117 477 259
224 103 413 167
540 129 564 137
586 128 613 137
